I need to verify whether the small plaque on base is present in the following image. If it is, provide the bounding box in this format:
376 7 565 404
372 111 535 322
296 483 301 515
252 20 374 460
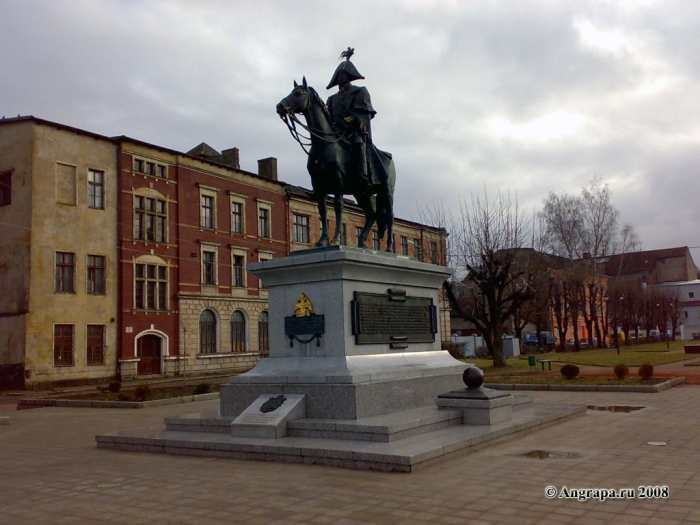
231 394 306 439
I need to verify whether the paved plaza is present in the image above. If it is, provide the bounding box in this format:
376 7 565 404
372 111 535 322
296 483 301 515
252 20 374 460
2 387 700 524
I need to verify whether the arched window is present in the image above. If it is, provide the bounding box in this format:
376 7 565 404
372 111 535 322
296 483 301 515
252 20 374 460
258 311 269 355
199 309 217 354
231 310 246 352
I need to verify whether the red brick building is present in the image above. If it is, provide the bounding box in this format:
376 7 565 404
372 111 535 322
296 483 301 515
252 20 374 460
116 138 287 380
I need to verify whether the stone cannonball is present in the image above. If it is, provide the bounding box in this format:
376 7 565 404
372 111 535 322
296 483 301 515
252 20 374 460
462 367 484 389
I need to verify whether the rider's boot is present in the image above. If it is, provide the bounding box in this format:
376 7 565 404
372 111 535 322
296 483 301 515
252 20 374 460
353 142 370 193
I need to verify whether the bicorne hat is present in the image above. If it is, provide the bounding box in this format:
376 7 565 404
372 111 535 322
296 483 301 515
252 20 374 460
326 61 365 89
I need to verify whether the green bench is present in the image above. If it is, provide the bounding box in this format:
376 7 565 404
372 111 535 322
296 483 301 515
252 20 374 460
538 359 554 371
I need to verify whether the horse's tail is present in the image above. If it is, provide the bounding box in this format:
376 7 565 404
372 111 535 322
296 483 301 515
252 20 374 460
375 188 394 239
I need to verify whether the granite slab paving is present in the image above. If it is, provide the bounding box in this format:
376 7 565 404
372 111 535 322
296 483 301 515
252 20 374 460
2 388 700 524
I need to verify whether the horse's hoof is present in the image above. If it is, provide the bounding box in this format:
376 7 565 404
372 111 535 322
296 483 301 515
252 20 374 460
330 239 340 246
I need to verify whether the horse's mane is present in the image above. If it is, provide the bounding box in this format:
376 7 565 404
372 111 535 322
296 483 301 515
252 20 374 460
308 86 332 124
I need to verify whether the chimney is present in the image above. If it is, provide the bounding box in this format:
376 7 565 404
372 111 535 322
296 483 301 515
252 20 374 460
257 157 278 181
221 147 240 169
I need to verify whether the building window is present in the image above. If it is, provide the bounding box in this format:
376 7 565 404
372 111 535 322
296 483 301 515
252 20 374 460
88 169 104 209
293 214 310 244
54 324 74 366
0 170 12 206
258 254 272 289
372 231 380 251
135 263 168 310
413 238 422 261
202 251 216 285
340 224 347 246
86 325 105 365
134 195 167 242
55 252 75 293
401 236 408 256
199 309 217 354
87 255 106 295
356 227 363 247
233 255 245 288
258 207 270 238
231 201 243 234
201 195 214 229
430 242 438 263
690 292 695 299
133 158 166 178
231 310 246 353
258 311 269 355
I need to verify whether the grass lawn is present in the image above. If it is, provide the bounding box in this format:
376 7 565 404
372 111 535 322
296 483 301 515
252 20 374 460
485 376 671 386
464 340 697 372
549 348 692 367
463 357 561 376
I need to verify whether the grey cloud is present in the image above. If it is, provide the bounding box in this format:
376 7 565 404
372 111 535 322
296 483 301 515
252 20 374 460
2 0 700 255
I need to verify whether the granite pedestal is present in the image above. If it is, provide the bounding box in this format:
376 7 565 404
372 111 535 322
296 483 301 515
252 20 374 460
220 246 466 420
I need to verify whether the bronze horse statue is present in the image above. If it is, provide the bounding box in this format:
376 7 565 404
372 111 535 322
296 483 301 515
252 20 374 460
276 78 395 251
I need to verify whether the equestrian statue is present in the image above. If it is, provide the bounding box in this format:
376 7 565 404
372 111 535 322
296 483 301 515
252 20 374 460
276 48 396 252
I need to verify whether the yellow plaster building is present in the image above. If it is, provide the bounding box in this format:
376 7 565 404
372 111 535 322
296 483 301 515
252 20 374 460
0 117 119 388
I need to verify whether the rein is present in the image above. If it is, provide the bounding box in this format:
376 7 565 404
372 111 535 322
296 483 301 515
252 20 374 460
280 93 348 156
283 115 312 155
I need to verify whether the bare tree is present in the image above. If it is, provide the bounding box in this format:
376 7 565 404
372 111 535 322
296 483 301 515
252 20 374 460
581 177 619 258
541 191 585 259
439 190 534 367
540 178 639 349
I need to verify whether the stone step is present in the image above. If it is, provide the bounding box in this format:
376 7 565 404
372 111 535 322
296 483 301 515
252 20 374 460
287 406 463 442
96 402 585 472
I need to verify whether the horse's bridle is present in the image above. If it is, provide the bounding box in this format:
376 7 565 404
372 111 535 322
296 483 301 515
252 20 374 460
279 89 348 156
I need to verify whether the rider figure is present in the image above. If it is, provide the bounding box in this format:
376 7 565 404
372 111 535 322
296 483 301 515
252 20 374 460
326 48 375 192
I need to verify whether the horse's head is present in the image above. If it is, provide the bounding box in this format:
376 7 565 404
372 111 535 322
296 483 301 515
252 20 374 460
276 77 312 118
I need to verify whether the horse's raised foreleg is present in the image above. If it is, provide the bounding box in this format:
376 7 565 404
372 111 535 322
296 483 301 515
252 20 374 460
316 197 329 247
330 194 343 245
354 193 376 249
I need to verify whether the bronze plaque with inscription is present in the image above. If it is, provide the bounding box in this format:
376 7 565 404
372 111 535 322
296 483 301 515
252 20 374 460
351 289 438 346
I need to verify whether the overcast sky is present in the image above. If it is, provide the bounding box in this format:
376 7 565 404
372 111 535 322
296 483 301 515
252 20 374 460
2 0 700 259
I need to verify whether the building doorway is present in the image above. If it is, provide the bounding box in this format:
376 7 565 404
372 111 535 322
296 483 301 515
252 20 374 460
137 334 162 375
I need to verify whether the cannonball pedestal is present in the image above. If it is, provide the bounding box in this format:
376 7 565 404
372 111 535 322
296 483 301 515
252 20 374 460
436 367 514 425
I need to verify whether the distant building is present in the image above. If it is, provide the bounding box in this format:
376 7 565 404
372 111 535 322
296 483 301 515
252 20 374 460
604 247 698 284
654 280 700 341
0 116 449 388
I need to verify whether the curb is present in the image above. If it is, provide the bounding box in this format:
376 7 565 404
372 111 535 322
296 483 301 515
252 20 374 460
485 377 686 393
17 392 220 410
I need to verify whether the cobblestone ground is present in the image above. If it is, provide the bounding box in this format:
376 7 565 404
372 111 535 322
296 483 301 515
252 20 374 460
1 387 699 524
